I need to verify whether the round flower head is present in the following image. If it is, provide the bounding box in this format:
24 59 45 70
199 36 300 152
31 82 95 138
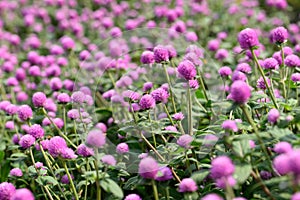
150 88 169 103
229 81 251 104
270 26 288 44
57 93 71 104
189 79 199 89
77 144 94 157
12 134 22 145
274 141 292 154
139 94 156 110
71 91 86 104
101 155 117 166
138 157 159 179
0 182 16 200
143 82 153 92
28 124 44 139
287 149 300 174
19 134 36 149
178 178 198 192
165 125 178 132
140 51 155 64
116 143 129 154
231 71 247 82
273 153 291 175
9 168 23 177
215 49 229 60
86 129 106 148
124 194 142 200
5 104 18 115
177 134 193 148
238 28 259 49
215 176 236 189
153 45 169 63
177 60 197 80
32 92 47 107
222 120 238 132
61 174 74 184
285 54 300 67
208 39 220 51
48 136 67 157
201 194 223 200
219 66 232 77
267 108 280 124
17 105 33 121
61 148 77 159
257 76 270 90
262 58 279 70
211 156 235 179
292 192 300 200
173 112 184 121
155 166 173 181
291 73 300 83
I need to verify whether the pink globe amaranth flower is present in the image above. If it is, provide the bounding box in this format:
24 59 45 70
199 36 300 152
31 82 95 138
48 136 67 157
32 92 46 107
186 45 204 58
262 58 279 70
155 166 173 181
274 142 292 154
201 193 223 200
256 76 271 90
178 178 198 192
9 168 23 177
218 66 232 77
71 91 85 104
185 31 198 42
215 49 229 60
292 192 300 200
0 182 16 200
77 144 94 157
177 134 193 148
5 104 18 115
95 123 107 133
285 54 300 67
12 134 22 145
61 174 74 184
35 162 44 169
139 157 159 179
189 79 199 89
57 93 70 103
116 143 129 154
28 124 44 139
19 134 35 149
101 155 117 166
151 88 169 103
60 36 75 50
17 105 33 121
270 26 288 44
53 118 64 129
86 129 106 148
124 194 142 200
177 60 197 80
140 51 155 64
207 39 220 51
292 73 300 83
143 82 153 92
215 176 236 189
139 94 156 110
67 109 80 119
273 153 291 175
222 120 238 132
238 28 259 50
211 156 235 179
165 125 178 132
236 63 252 74
0 101 11 111
268 108 280 124
165 45 177 59
153 45 169 63
173 112 184 121
287 150 300 174
5 121 14 130
61 148 77 159
122 90 140 101
229 80 251 104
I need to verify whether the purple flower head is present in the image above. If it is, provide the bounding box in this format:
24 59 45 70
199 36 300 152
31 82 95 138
292 192 300 200
165 125 178 132
287 150 300 175
71 91 85 104
267 108 280 124
61 174 74 184
215 49 229 60
9 168 23 177
177 134 193 148
231 71 247 82
17 105 33 121
48 136 67 157
215 176 236 189
236 63 252 73
5 121 14 130
270 27 288 44
178 178 198 192
229 80 251 104
61 148 77 159
139 94 156 110
5 104 18 115
139 157 159 179
208 39 220 51
219 66 232 77
291 73 300 83
186 45 204 58
285 54 300 67
150 88 169 103
140 51 154 64
60 36 75 50
57 93 70 104
86 129 106 148
273 153 291 175
77 144 94 157
19 134 35 149
0 182 16 200
189 80 199 89
116 143 129 154
222 120 238 132
155 166 173 181
202 194 223 200
0 101 11 111
143 82 153 92
28 124 44 139
153 45 169 63
122 90 140 101
101 155 117 166
257 76 271 90
262 58 279 70
124 194 142 200
177 60 197 80
185 32 198 42
67 109 80 119
173 112 184 121
32 92 47 107
211 156 235 179
165 45 177 59
238 28 259 50
12 134 22 145
274 142 292 154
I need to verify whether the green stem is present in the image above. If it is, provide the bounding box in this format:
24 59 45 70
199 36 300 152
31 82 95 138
187 86 193 135
84 158 89 200
94 150 101 200
163 64 177 113
63 105 67 135
63 162 79 200
163 104 175 126
151 179 159 200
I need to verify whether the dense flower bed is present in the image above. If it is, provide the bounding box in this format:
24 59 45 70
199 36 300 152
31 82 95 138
0 0 300 199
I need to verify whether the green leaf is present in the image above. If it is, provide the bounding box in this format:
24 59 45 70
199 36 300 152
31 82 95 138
0 151 4 163
100 178 124 199
123 176 141 190
234 164 252 184
37 176 58 186
232 139 250 158
191 170 209 184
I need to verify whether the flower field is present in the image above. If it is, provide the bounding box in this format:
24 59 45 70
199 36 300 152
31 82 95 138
1 0 300 199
